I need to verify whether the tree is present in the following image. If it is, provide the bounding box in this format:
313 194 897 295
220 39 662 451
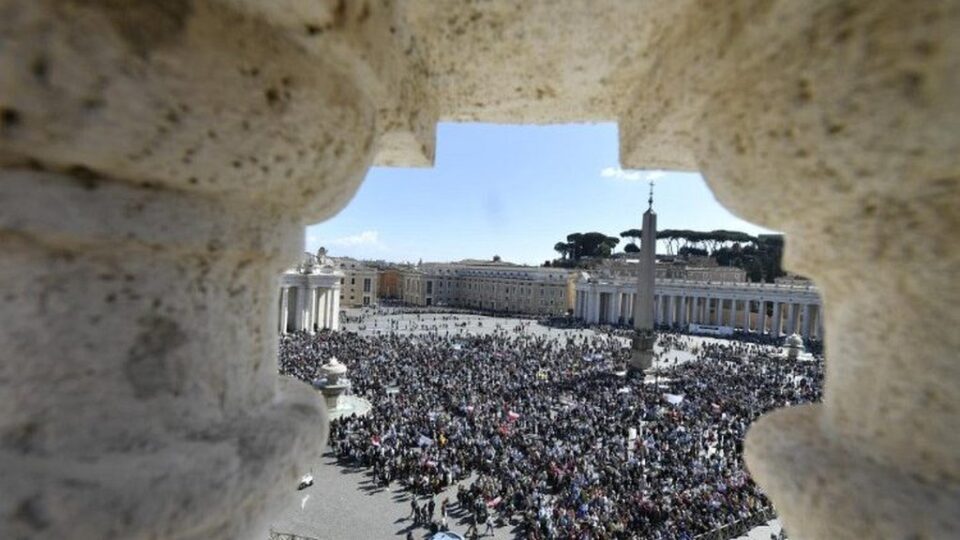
553 232 622 260
678 246 708 257
492 254 501 262
620 228 642 253
566 233 584 260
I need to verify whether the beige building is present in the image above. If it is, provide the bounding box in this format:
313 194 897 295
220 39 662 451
399 261 574 316
332 257 379 307
599 257 747 283
377 267 402 299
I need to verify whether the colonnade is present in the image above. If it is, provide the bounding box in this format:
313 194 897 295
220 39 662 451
574 279 824 339
279 269 342 334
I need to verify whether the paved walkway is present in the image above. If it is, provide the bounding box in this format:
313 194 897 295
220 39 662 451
272 452 514 539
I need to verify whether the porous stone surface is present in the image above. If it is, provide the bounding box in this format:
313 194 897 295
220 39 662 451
0 1 957 539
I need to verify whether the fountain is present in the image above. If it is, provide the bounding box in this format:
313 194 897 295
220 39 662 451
779 333 815 362
313 357 372 420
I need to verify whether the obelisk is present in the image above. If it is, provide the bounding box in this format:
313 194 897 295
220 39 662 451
629 182 657 371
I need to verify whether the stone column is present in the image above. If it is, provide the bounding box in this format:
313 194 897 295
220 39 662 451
801 304 811 338
316 289 326 330
326 289 334 329
772 302 782 337
318 288 326 330
308 287 318 334
814 305 823 340
293 286 305 332
752 300 759 332
586 289 597 324
324 290 333 326
786 302 796 335
331 288 341 331
279 287 290 334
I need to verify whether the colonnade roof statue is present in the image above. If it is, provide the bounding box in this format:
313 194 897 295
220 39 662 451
0 1 956 539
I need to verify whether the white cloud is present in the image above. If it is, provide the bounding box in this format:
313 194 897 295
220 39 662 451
645 170 666 182
600 166 666 183
600 166 642 181
305 229 386 254
328 230 380 247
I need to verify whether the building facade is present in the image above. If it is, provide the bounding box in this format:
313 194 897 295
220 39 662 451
332 257 379 307
377 267 402 299
574 274 823 339
598 257 747 283
398 261 575 316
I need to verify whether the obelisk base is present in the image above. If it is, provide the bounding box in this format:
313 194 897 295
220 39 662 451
629 331 656 371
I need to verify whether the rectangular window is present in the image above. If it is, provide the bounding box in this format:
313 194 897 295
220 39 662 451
363 278 371 293
351 278 355 285
427 281 433 294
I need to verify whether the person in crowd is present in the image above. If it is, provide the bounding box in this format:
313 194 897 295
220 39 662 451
279 315 819 539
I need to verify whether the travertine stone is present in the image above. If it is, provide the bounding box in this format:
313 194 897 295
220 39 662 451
679 2 960 538
0 169 333 538
1 0 957 539
0 0 379 221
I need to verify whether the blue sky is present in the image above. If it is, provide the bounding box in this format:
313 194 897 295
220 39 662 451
306 123 772 265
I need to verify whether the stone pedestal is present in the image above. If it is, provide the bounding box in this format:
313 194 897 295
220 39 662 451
629 331 655 371
0 2 382 537
685 2 960 537
0 170 329 539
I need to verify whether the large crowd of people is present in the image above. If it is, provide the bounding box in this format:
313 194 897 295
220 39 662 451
279 317 822 539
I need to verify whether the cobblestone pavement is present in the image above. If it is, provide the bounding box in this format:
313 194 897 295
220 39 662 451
272 452 514 540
